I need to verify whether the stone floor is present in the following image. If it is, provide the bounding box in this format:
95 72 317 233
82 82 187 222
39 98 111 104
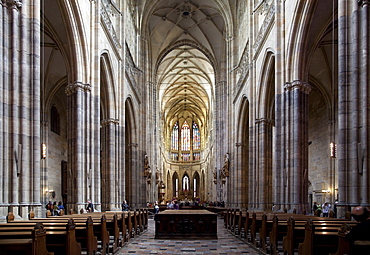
116 217 264 255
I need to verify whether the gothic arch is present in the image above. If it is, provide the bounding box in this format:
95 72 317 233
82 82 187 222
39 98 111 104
286 1 318 80
125 97 139 208
193 171 200 199
58 0 90 83
235 96 249 208
258 50 275 119
253 50 276 211
100 52 120 210
172 172 180 198
100 52 118 120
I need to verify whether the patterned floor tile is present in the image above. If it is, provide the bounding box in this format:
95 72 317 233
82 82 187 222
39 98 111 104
116 217 264 255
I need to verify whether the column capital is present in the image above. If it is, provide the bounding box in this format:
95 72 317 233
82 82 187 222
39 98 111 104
359 0 370 7
255 118 274 126
100 118 119 126
127 143 138 147
65 82 91 96
284 80 311 94
2 0 22 10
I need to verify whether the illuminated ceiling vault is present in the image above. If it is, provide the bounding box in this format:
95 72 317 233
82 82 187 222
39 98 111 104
146 0 226 150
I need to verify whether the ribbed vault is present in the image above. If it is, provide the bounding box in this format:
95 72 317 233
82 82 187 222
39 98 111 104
146 0 227 153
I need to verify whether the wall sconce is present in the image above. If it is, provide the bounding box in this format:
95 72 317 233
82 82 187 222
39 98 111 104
42 143 47 159
321 189 331 193
330 142 336 158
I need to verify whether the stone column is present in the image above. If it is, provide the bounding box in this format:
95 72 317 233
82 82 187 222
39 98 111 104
273 91 284 212
31 0 42 216
284 80 311 213
337 0 351 216
9 0 21 215
337 1 370 216
101 118 119 211
0 0 4 216
234 142 247 208
65 82 92 212
128 142 140 209
255 118 274 211
359 0 370 205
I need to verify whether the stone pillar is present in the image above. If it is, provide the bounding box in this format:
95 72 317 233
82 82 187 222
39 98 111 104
65 82 92 212
359 0 370 205
0 0 42 217
255 118 274 211
284 80 311 213
337 1 370 217
128 142 140 209
0 1 4 217
337 0 351 216
235 142 247 208
31 0 42 217
273 92 284 212
9 0 21 215
101 118 119 211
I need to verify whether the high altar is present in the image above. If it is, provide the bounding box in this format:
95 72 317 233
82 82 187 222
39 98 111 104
154 210 217 239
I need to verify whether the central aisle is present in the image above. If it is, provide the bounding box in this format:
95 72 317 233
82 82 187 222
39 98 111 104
116 217 264 254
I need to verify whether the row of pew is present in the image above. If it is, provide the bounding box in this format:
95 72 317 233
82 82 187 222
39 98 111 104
0 209 149 255
224 209 368 255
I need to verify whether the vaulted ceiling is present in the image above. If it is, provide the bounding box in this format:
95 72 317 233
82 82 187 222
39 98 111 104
145 0 228 144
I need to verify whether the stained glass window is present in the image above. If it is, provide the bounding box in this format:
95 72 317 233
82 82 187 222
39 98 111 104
171 152 178 161
193 152 200 161
182 153 190 161
175 178 178 197
192 122 200 150
171 122 179 150
181 121 190 151
193 178 197 197
183 175 189 191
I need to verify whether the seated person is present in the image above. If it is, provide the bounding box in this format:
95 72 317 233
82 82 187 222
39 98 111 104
53 201 59 216
122 200 129 211
346 206 370 254
86 199 94 212
57 201 65 215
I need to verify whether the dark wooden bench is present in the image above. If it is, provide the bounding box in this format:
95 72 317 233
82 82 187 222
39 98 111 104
5 216 98 255
0 222 53 255
33 212 123 254
297 219 354 255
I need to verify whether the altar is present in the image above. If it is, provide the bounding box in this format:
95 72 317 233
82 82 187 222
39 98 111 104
154 209 217 239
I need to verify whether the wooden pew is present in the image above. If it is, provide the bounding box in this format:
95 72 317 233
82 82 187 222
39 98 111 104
331 222 370 255
0 222 52 255
45 218 82 255
330 223 352 255
298 219 348 255
27 214 110 255
75 216 98 255
6 216 98 255
259 213 274 252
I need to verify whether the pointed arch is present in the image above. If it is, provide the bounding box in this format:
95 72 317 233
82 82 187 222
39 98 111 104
172 172 179 198
193 171 200 199
100 52 117 120
125 97 138 207
235 96 250 208
258 50 276 119
59 0 90 83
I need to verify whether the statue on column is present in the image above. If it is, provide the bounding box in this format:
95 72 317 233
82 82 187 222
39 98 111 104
221 153 229 178
144 154 152 184
156 168 161 184
213 168 217 184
